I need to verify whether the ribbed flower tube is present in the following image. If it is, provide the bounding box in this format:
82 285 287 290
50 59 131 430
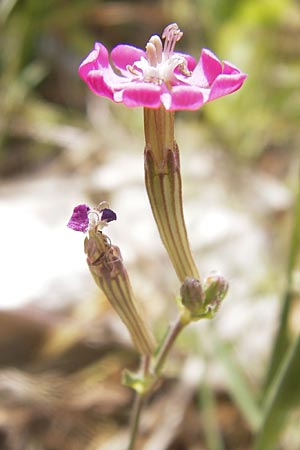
85 230 156 355
144 107 200 282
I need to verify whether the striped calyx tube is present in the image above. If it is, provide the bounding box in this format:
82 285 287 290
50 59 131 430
85 229 156 355
144 106 200 283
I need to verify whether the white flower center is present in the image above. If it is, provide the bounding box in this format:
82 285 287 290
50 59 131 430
128 23 191 85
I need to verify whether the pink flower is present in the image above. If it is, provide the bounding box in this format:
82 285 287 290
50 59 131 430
79 23 247 111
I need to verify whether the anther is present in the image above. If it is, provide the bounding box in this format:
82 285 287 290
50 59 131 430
149 35 163 64
146 42 158 67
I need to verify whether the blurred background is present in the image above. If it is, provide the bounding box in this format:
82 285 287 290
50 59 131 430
0 0 299 449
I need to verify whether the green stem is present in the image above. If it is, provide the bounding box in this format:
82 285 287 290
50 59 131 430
127 393 144 450
154 314 187 376
127 355 150 450
127 315 188 449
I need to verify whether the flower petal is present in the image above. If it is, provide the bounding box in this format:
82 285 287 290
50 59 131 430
87 69 115 99
111 44 145 74
168 85 208 111
101 208 117 222
78 43 109 81
190 48 223 87
121 83 162 108
208 73 247 101
222 60 243 75
67 204 90 232
200 49 223 84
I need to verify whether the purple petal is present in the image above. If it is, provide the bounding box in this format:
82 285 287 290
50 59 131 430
111 44 145 74
167 85 208 111
78 43 109 81
121 83 162 108
67 204 90 232
101 208 117 222
208 73 247 101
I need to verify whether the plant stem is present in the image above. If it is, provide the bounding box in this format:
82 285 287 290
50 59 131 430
127 355 150 450
127 315 188 449
127 392 144 450
154 314 187 376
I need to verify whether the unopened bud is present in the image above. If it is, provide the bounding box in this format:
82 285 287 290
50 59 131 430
180 272 228 320
180 277 204 315
203 272 229 315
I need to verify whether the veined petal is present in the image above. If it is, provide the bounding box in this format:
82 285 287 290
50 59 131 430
122 83 162 108
111 44 145 74
208 73 247 101
78 42 109 81
168 85 207 111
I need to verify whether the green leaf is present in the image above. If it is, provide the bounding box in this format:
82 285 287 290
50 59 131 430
254 333 300 450
198 380 225 450
263 169 300 392
213 333 262 431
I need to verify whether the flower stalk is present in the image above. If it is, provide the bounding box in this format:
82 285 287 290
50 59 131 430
144 107 200 282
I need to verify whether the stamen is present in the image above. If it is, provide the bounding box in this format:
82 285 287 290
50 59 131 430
149 35 163 63
162 23 183 57
126 65 140 76
178 60 192 77
146 42 158 67
88 210 101 228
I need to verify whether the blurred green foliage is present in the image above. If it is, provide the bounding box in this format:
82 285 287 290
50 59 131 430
1 0 300 175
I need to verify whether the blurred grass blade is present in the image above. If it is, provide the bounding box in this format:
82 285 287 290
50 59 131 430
213 333 262 431
263 169 300 392
0 0 19 23
199 380 225 450
254 333 300 450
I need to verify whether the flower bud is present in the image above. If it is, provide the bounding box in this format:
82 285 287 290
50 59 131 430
180 272 228 320
180 277 204 315
203 272 229 315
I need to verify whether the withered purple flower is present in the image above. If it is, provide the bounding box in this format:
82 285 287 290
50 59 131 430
67 204 117 232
